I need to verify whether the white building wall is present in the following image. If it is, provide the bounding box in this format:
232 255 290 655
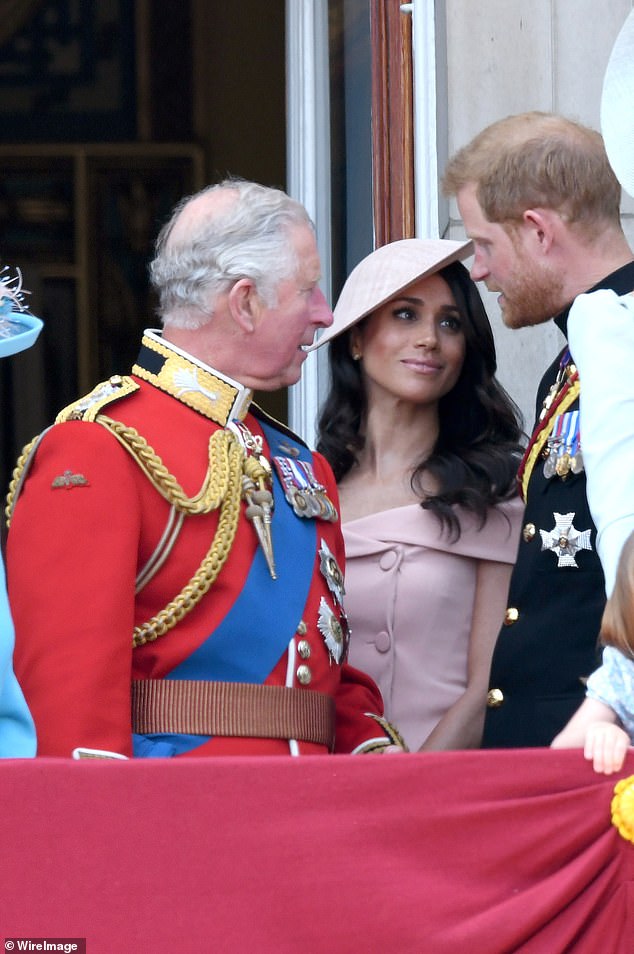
444 0 634 432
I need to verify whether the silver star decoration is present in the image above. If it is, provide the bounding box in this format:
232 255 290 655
539 511 592 567
317 597 345 664
318 538 345 606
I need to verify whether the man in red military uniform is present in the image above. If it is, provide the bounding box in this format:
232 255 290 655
7 179 403 758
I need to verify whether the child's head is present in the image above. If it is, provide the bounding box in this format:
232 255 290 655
601 530 634 656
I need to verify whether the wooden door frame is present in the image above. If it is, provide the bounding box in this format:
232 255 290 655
370 0 416 244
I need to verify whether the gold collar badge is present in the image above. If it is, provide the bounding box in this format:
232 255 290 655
133 332 253 426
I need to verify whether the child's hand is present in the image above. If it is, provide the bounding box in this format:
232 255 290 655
583 722 631 774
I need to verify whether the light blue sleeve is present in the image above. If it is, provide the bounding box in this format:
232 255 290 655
0 554 36 757
586 646 634 741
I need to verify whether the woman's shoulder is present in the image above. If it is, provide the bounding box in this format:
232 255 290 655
449 495 523 562
342 497 522 564
342 504 442 554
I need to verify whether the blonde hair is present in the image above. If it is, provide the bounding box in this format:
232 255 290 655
601 531 634 656
442 112 621 232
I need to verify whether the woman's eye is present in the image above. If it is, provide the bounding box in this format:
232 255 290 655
440 314 462 332
393 307 416 321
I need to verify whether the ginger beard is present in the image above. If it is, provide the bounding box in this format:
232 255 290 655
498 232 566 329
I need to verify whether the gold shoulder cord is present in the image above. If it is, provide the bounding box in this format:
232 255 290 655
6 415 248 649
97 415 246 647
6 434 42 527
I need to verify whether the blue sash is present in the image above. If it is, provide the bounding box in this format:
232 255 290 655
133 420 317 756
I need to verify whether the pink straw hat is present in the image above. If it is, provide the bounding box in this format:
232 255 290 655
308 237 473 350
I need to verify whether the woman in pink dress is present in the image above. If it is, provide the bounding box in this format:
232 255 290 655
315 239 524 751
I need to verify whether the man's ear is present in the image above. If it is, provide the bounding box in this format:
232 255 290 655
228 278 260 332
522 208 557 254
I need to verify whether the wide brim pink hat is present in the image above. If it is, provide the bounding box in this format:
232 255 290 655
309 237 473 350
601 10 634 198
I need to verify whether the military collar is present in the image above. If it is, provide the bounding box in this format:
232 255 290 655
554 259 634 338
132 329 253 425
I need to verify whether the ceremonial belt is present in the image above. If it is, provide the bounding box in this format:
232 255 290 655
131 679 336 750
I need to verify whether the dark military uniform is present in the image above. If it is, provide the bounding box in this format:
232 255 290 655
482 261 634 748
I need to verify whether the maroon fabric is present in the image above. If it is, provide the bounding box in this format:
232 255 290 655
2 749 633 952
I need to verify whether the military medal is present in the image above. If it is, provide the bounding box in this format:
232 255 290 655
539 511 592 568
517 350 580 503
319 539 345 606
571 448 584 474
543 412 563 478
317 596 349 664
544 409 580 481
555 452 571 478
543 448 558 479
273 456 338 522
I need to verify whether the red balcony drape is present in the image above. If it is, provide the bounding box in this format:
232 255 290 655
2 749 633 953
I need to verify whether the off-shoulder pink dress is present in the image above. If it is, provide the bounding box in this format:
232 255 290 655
344 498 523 750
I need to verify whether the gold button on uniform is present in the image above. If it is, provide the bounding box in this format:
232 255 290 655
487 688 504 708
523 523 536 542
296 620 307 636
297 639 311 659
296 664 312 685
504 607 519 625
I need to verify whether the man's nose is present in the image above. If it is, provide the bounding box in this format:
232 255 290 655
469 251 488 282
311 287 333 327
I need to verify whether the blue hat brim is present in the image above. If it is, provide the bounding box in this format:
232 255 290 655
0 312 43 358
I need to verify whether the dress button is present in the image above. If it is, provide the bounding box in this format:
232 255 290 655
374 631 391 653
379 550 398 571
296 620 307 636
523 523 536 542
297 639 311 659
487 688 504 708
296 664 312 685
504 607 519 625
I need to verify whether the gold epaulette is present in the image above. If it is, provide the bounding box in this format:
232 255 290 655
55 375 139 423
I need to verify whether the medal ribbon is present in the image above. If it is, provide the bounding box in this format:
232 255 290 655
286 457 314 492
517 372 580 501
562 409 580 456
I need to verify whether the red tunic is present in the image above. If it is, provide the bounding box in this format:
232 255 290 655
8 349 390 758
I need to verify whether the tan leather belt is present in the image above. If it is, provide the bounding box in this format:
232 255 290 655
131 679 336 750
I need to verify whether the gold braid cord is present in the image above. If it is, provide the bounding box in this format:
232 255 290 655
5 415 248 648
98 415 239 515
92 417 247 648
6 433 43 528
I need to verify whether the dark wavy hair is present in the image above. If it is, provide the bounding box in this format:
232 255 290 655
316 260 524 539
